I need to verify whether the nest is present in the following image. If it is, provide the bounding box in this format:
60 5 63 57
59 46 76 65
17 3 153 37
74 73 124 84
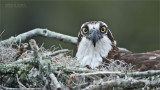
0 39 160 90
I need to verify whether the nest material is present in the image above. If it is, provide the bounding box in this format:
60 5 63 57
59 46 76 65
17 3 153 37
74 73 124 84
0 39 160 90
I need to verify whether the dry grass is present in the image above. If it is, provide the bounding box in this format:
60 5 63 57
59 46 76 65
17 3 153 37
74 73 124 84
0 43 18 63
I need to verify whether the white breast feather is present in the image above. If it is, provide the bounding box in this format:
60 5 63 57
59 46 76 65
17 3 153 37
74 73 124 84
76 36 112 69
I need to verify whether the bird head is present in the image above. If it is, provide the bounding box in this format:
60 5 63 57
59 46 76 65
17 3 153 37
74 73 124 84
76 21 116 69
78 21 114 47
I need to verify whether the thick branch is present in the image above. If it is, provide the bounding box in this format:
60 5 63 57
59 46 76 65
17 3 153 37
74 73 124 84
82 79 145 90
72 70 160 78
49 73 61 90
0 28 77 46
0 85 42 90
120 70 160 78
83 78 160 90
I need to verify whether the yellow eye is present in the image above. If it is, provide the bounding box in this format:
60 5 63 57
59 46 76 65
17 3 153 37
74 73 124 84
82 28 88 34
100 27 106 33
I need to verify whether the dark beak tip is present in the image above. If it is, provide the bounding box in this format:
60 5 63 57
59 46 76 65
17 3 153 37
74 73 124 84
93 43 96 47
93 40 96 47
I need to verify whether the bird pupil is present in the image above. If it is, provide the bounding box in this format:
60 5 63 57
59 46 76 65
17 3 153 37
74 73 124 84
84 28 88 32
101 28 105 31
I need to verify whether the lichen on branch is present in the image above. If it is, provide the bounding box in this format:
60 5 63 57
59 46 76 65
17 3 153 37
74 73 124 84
0 28 77 46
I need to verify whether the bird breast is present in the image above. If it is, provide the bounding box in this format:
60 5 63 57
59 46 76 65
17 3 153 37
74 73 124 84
76 36 112 69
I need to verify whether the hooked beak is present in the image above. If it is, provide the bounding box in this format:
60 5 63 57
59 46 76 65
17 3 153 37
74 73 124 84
86 30 103 47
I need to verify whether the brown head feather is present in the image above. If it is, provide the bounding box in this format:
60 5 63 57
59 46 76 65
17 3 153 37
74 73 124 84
77 32 83 47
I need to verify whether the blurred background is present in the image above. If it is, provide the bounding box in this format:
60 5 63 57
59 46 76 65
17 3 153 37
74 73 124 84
0 0 159 55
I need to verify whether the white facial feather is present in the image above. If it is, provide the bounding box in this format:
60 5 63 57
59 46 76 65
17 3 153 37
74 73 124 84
76 36 112 69
88 23 100 30
81 21 108 30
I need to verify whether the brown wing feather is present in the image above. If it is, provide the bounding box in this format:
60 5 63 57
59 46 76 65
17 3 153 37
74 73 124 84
119 50 160 71
104 41 160 71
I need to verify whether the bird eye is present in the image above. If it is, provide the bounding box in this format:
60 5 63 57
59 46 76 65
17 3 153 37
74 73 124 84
100 27 106 33
82 28 88 34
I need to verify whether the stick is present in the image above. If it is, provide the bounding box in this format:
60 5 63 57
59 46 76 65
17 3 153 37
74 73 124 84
0 86 42 90
75 71 121 76
69 70 160 78
82 79 145 89
120 70 160 78
43 49 70 57
82 78 160 90
49 73 61 90
0 28 77 46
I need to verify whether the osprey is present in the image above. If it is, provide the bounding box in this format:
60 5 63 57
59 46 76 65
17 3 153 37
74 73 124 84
76 21 160 71
76 21 119 69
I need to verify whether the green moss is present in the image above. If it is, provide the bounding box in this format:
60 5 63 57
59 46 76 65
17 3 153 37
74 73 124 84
18 64 32 80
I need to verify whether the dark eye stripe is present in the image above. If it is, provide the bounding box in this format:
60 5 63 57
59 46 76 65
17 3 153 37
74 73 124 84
105 28 110 35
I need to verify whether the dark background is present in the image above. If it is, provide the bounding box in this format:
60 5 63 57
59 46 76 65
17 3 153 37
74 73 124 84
0 0 159 55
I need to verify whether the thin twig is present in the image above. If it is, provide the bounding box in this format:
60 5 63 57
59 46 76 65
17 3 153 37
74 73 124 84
16 74 27 89
43 49 70 57
0 29 5 36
